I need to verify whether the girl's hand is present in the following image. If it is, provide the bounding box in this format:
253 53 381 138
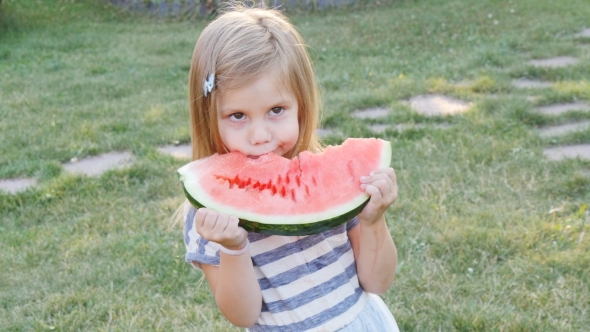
194 208 248 250
358 167 398 224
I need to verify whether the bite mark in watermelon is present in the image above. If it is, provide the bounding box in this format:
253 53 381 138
178 138 391 236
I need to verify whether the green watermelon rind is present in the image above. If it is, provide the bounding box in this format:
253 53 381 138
183 184 370 236
179 139 392 236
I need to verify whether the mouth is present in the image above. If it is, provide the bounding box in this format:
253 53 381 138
247 150 277 159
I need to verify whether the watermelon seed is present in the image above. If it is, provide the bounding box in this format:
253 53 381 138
271 185 278 195
280 186 286 197
295 175 301 187
305 185 310 196
286 175 290 185
291 189 296 202
312 177 317 186
277 175 282 185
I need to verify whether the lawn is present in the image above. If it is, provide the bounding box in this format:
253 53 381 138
1 0 589 330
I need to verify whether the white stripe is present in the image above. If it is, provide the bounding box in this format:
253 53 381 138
257 274 361 326
306 292 369 332
253 232 348 279
249 235 304 257
259 250 356 303
186 226 200 254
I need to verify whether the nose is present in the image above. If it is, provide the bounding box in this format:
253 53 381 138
249 121 271 145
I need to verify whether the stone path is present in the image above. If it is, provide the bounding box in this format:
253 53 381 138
531 50 590 162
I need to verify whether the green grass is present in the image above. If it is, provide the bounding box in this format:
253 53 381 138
1 0 590 330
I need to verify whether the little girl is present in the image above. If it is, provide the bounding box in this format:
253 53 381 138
182 6 400 331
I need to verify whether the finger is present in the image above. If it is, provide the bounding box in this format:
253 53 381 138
361 174 393 194
363 183 383 201
360 168 395 184
371 167 395 177
194 208 210 230
201 209 220 233
226 216 247 241
211 212 230 236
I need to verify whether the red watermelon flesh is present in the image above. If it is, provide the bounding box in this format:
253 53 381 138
178 138 391 235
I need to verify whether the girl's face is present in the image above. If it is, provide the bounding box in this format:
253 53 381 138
216 72 299 158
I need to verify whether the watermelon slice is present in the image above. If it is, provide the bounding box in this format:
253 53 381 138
178 138 391 236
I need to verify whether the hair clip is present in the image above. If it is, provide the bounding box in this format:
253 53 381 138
203 73 215 97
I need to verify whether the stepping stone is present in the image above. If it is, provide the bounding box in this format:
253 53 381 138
529 56 579 68
538 120 590 138
0 178 37 194
396 123 451 131
369 124 390 133
369 123 452 133
409 94 471 116
158 144 192 160
543 144 590 161
532 102 590 116
512 79 552 89
352 107 390 119
317 128 340 137
63 151 134 177
574 28 590 38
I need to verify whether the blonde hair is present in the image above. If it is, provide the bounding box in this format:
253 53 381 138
172 6 324 226
188 6 322 160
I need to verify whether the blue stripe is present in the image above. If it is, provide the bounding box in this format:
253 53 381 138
251 224 347 267
261 261 358 313
248 232 273 243
346 216 360 231
184 207 197 246
257 241 351 291
251 287 364 332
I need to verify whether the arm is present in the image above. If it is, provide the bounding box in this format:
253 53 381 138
348 167 398 295
194 209 262 327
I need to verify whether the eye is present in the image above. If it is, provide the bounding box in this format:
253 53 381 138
229 112 245 121
269 107 284 116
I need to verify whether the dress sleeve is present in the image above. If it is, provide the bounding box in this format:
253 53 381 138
346 216 360 231
184 206 221 269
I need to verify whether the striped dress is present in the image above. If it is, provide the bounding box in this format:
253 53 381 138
184 207 376 331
